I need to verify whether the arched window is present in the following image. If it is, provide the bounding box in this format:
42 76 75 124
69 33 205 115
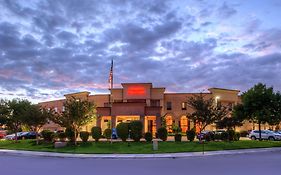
166 115 173 133
180 116 188 132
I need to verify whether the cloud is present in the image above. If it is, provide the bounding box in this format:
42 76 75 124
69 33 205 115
0 0 280 102
217 2 237 18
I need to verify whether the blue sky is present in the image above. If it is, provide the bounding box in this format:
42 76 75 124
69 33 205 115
0 0 281 103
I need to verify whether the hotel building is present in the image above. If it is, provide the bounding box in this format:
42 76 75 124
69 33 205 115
39 82 267 134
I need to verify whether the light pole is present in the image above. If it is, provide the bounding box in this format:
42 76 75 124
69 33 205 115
128 129 131 147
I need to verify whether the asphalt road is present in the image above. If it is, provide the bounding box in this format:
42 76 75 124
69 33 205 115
0 151 281 175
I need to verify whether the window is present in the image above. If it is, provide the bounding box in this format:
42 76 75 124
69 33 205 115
54 107 58 112
166 102 172 110
62 106 65 112
114 100 123 103
151 99 160 107
181 102 187 110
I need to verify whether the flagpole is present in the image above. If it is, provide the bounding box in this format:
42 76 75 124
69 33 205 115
109 59 113 144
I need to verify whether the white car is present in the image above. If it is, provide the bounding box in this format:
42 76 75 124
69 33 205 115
5 132 28 140
249 130 281 141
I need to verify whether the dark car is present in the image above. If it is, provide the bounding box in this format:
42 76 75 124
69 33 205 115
18 132 38 140
197 131 215 140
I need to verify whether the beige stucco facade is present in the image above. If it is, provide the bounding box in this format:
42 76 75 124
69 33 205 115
39 83 269 134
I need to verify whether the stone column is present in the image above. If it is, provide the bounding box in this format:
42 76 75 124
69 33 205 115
156 113 161 130
97 115 102 128
140 115 145 133
111 115 116 128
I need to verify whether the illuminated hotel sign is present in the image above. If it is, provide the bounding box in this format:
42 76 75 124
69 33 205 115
127 86 146 95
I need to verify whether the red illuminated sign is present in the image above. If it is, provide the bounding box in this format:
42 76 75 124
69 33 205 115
127 86 146 95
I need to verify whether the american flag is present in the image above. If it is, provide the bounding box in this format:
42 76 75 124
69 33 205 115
108 59 113 89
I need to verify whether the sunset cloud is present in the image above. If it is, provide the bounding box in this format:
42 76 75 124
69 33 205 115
0 0 281 103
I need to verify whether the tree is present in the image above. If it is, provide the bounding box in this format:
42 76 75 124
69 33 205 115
242 83 281 140
1 99 31 142
0 99 9 127
267 92 281 129
49 97 96 145
22 105 53 145
216 104 246 130
187 93 228 141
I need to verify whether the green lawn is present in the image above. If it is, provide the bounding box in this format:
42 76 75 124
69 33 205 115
1 140 281 154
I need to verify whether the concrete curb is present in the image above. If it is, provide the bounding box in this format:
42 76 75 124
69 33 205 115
1 147 281 159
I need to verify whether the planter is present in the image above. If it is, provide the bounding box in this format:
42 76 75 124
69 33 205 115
174 133 182 142
54 141 67 148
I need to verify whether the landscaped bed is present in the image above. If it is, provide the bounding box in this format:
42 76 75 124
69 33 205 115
1 140 281 154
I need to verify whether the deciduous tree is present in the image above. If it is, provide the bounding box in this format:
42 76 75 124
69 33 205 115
22 105 53 144
242 83 281 140
187 93 228 141
49 97 96 145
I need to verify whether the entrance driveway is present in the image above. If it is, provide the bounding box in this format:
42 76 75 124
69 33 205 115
0 150 280 175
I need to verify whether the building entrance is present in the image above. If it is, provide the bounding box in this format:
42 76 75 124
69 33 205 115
116 115 140 126
144 116 156 135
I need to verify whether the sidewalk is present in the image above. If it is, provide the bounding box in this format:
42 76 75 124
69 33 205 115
0 147 280 159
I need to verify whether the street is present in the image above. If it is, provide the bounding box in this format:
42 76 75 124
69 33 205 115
0 151 281 175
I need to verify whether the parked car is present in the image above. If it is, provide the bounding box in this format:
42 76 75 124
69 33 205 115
197 130 214 140
5 132 29 140
0 130 7 139
18 132 38 140
214 130 226 135
249 130 281 141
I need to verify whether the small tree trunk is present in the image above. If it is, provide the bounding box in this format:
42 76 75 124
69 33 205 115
14 125 18 143
35 127 39 145
258 121 262 141
14 130 18 143
74 127 77 145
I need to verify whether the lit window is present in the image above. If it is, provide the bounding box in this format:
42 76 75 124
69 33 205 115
181 102 187 110
54 107 58 112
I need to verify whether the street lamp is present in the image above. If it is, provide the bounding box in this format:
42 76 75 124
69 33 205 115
128 129 131 147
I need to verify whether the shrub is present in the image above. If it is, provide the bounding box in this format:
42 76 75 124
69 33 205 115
240 130 249 137
65 127 76 142
221 131 229 141
234 132 241 141
41 130 54 142
205 132 215 141
130 120 143 142
103 128 112 140
91 126 102 142
214 133 221 141
174 133 182 142
58 132 67 142
116 122 129 142
172 124 182 134
228 130 236 141
157 127 168 141
144 132 153 142
80 131 90 142
186 128 196 142
205 134 211 142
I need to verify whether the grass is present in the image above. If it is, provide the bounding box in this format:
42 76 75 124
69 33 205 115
1 140 281 154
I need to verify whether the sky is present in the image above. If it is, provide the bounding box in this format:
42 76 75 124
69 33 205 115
0 0 281 103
